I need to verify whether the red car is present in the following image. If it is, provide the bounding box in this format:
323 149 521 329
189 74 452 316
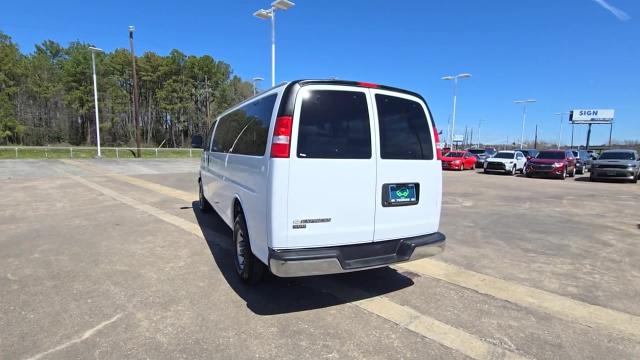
524 150 577 179
442 151 476 171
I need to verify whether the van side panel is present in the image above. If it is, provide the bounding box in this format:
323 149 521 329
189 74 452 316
225 154 270 263
207 151 232 227
266 159 290 252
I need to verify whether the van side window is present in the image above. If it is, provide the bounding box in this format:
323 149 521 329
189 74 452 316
212 109 250 153
206 120 217 152
231 94 278 156
297 90 371 159
376 94 434 160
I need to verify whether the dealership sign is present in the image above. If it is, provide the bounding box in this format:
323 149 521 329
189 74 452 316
570 109 614 124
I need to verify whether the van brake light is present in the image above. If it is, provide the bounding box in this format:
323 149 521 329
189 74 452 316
433 126 442 160
357 82 379 88
271 116 293 158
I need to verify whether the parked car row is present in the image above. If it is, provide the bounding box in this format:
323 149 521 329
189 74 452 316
442 148 639 183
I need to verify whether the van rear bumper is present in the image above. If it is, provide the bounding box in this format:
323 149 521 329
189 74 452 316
268 232 445 277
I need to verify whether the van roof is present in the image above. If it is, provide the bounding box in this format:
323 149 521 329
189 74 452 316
225 79 435 128
290 79 424 99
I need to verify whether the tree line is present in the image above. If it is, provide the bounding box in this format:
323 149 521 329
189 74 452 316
0 30 255 147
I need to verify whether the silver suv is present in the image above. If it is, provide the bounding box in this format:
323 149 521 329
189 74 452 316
590 150 639 183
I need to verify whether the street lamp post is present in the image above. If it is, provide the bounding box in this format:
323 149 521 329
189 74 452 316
89 46 103 157
254 0 295 87
442 73 472 148
129 26 142 158
554 112 569 149
514 99 536 149
252 77 264 95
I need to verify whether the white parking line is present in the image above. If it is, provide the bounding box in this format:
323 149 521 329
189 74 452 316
396 260 640 341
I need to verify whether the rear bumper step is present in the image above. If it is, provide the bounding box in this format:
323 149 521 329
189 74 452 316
268 232 446 277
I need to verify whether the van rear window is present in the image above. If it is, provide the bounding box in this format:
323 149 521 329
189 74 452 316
376 94 433 160
297 90 371 159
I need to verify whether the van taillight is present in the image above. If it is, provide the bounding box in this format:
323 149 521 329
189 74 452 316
433 126 442 160
357 82 379 88
271 116 293 158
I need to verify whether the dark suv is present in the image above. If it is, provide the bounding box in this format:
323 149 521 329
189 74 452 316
467 148 489 168
517 149 539 160
524 150 577 179
570 149 591 174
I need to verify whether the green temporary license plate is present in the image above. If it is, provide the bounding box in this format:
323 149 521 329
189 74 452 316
388 184 417 203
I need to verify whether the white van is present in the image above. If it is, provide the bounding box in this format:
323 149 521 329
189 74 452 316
193 80 445 284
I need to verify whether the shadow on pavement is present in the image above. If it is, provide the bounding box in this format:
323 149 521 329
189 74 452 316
575 176 635 183
192 202 414 316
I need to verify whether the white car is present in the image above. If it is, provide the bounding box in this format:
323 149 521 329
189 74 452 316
484 150 527 175
193 80 446 284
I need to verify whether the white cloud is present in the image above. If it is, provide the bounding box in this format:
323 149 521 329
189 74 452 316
592 0 631 21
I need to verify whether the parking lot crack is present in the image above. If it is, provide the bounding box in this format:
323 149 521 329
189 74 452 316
23 313 123 360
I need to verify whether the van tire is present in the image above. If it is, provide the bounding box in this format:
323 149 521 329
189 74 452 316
198 179 212 212
233 213 264 285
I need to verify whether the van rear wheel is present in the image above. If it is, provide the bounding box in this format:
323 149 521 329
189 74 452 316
233 213 265 285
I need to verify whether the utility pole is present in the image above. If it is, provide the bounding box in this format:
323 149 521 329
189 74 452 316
533 124 538 149
469 128 473 148
464 126 468 148
608 122 613 147
446 115 451 148
204 75 211 129
570 122 575 148
477 120 482 148
129 26 142 158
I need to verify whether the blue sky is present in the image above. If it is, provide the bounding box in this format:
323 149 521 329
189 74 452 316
2 0 639 145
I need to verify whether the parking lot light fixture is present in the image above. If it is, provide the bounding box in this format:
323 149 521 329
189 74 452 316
514 99 536 149
254 1 296 87
554 112 569 149
89 46 104 157
442 73 472 147
252 77 264 95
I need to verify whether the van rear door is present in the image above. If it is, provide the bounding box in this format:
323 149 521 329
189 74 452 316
285 85 377 248
371 90 442 241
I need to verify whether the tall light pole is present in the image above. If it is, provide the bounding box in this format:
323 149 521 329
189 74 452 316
477 119 483 148
442 73 472 148
252 77 264 95
129 26 141 157
514 99 536 149
89 46 103 157
254 0 295 87
554 112 569 149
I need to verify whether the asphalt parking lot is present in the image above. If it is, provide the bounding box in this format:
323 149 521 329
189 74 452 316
1 159 639 360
